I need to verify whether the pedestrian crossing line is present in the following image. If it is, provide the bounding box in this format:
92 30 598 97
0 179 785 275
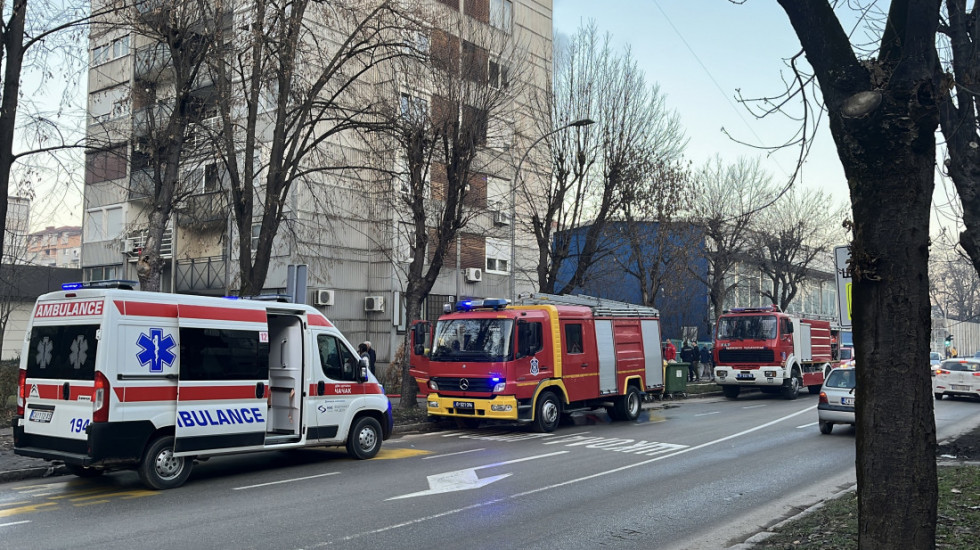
796 422 818 429
694 411 721 417
742 404 768 409
0 501 57 518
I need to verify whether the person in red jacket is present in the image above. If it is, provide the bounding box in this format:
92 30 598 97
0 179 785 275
663 340 677 362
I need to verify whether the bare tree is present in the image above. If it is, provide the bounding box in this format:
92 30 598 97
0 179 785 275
750 186 847 312
772 2 942 546
373 5 526 407
531 22 685 295
930 238 980 322
0 0 92 267
689 155 775 319
205 0 414 296
608 158 698 307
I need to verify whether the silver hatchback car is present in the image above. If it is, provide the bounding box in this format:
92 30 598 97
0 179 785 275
818 367 856 434
934 358 980 400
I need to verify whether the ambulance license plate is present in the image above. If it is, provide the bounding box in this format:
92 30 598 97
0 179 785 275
454 401 474 410
952 384 971 391
29 409 54 423
736 373 755 380
841 397 855 406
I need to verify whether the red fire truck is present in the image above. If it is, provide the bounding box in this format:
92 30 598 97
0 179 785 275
411 293 664 432
713 305 833 399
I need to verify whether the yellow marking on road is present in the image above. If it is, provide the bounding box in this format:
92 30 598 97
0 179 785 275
0 502 57 518
372 448 431 460
49 488 111 500
73 500 109 507
68 490 155 503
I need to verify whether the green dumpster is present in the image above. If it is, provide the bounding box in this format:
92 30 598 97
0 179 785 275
665 363 689 396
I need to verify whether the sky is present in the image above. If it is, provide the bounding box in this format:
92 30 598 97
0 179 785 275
552 0 849 203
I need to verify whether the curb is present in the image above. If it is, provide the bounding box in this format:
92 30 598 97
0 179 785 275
0 463 69 484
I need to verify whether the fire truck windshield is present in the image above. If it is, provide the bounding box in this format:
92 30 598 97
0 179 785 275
717 314 778 341
430 318 514 362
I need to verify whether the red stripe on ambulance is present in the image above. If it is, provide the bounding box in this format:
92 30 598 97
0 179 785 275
308 314 333 327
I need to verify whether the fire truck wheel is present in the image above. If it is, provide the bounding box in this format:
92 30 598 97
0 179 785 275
782 372 802 400
819 421 833 434
347 416 382 459
67 464 104 478
615 385 642 422
722 385 740 399
138 435 192 490
533 391 562 433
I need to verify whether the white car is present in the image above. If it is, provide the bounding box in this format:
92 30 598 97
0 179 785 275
817 366 856 434
933 358 980 400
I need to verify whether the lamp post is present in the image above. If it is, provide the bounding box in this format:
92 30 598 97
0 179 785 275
509 118 594 300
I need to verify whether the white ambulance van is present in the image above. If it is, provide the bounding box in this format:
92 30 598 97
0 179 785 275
13 281 393 489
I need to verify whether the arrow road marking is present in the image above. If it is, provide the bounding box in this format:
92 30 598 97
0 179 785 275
387 451 569 500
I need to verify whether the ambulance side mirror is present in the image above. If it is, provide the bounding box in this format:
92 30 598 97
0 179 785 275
358 356 370 383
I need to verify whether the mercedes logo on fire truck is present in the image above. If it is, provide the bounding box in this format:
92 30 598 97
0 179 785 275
459 378 469 390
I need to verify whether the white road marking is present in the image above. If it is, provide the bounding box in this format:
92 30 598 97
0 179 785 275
387 451 570 500
301 405 818 547
694 411 721 417
233 472 339 490
742 404 768 409
0 520 31 528
796 422 819 429
422 448 485 460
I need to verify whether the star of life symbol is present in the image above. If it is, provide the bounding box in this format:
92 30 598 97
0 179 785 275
137 328 176 373
70 335 89 370
35 336 53 369
530 357 539 375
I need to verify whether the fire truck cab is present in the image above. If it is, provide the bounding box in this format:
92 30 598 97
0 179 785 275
713 305 832 399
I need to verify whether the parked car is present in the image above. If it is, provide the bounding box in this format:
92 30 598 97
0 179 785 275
933 358 980 400
818 366 856 434
931 351 943 366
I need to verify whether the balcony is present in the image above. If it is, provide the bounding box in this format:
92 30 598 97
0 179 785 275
176 190 229 229
176 256 226 294
129 168 155 201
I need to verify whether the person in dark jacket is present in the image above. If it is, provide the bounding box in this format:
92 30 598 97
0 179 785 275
699 344 713 380
681 339 698 381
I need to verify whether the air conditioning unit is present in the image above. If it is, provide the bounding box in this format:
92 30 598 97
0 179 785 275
315 289 335 306
123 237 141 255
492 210 511 226
364 296 385 312
465 268 483 282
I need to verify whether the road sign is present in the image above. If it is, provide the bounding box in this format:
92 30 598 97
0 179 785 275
834 245 852 328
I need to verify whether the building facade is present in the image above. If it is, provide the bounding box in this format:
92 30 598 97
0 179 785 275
26 226 82 268
83 0 553 373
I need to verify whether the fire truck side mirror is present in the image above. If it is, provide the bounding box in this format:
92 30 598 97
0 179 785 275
414 344 425 356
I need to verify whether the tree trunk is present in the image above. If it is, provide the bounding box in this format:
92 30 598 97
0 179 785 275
399 295 422 408
0 0 27 265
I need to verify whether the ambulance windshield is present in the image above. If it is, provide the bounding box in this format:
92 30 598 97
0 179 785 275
430 318 514 362
716 315 777 341
25 324 100 379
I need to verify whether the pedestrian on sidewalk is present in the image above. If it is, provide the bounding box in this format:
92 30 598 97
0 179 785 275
699 344 713 380
681 339 698 381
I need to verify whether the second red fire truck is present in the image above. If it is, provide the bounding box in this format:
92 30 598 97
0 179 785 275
713 305 834 399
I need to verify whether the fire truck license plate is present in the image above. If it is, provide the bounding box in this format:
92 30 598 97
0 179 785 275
736 373 755 380
29 409 54 423
454 401 474 410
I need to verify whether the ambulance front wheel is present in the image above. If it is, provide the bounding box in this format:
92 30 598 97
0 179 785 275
347 416 382 459
138 435 192 490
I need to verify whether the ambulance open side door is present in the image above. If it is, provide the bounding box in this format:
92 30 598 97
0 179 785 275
173 306 271 455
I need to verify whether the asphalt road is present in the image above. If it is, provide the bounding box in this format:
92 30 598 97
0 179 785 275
2 394 979 550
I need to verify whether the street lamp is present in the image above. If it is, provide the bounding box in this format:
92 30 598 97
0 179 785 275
509 117 595 300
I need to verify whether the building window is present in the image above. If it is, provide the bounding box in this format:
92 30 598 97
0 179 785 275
251 223 261 250
85 206 123 242
489 58 509 89
92 35 130 66
485 237 510 274
490 0 512 32
400 92 428 124
84 265 121 281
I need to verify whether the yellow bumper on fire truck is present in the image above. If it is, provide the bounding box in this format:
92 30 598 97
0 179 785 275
426 393 520 421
